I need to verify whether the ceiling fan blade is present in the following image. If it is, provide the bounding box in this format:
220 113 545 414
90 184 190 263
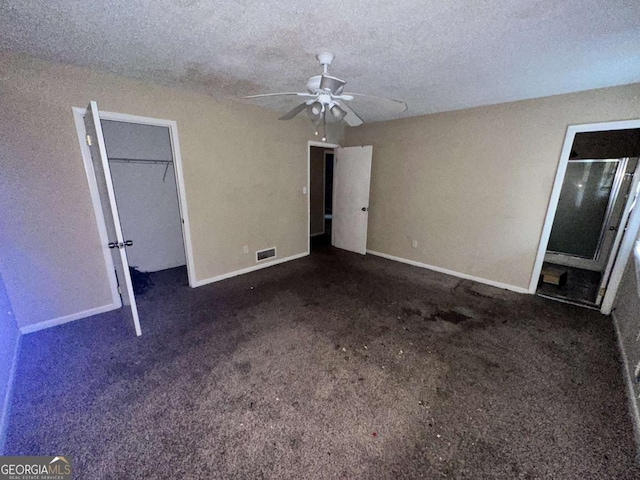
279 102 308 120
340 102 364 127
345 92 408 113
320 75 346 95
245 92 315 99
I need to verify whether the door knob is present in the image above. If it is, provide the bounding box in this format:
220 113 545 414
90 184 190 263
108 240 134 249
361 207 368 212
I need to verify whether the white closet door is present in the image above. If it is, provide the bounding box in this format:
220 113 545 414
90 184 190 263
84 101 142 336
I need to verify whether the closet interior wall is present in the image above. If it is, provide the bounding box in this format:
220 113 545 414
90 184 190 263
101 120 186 273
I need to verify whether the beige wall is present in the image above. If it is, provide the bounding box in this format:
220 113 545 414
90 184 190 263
310 147 326 236
344 83 640 290
0 52 342 329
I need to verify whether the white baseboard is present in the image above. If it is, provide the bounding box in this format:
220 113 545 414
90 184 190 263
192 252 309 288
612 311 640 459
366 250 530 294
0 331 21 454
20 303 118 335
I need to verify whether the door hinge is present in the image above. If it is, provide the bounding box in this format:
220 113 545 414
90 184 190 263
86 134 93 146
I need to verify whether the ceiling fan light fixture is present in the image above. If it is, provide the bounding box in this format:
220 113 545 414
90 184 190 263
330 104 347 121
310 101 323 116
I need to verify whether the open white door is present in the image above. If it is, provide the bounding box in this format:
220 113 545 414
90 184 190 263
332 145 373 254
84 101 142 336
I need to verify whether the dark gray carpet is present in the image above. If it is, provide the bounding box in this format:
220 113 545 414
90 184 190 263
6 248 640 479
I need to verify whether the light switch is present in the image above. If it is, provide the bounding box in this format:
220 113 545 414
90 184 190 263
303 186 308 194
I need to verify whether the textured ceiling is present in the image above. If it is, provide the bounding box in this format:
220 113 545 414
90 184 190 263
1 0 639 122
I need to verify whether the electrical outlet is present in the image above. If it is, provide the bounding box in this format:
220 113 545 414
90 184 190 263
412 240 418 248
243 245 249 254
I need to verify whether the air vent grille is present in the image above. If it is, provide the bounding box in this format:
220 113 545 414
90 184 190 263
256 247 277 262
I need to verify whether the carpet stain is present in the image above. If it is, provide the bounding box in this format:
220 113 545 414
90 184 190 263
428 309 471 324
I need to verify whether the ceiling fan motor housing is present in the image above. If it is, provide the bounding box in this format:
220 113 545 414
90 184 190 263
306 75 323 94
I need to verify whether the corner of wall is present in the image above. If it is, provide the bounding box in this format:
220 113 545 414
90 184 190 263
0 330 21 455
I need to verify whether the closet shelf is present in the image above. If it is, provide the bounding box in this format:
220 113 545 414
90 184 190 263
108 157 174 182
108 157 173 165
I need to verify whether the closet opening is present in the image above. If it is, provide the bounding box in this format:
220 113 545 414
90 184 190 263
74 104 195 335
101 120 189 296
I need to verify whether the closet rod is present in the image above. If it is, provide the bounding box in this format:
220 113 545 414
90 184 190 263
108 157 173 165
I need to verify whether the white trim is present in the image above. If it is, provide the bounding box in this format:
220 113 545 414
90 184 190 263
192 252 309 288
598 162 640 305
529 119 640 308
612 311 640 458
308 141 340 252
367 250 530 294
0 331 21 455
72 107 121 309
19 303 118 335
73 107 197 289
635 241 640 299
602 180 640 314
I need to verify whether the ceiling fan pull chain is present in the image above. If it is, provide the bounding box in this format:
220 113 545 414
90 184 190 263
322 110 327 142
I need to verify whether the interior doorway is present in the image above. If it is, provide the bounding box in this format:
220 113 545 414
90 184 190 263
308 143 374 255
310 145 335 250
73 103 195 335
534 126 640 308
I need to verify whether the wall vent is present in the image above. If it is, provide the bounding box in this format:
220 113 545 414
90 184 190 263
256 247 277 262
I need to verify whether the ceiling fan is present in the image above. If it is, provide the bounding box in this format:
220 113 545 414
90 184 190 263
245 52 407 138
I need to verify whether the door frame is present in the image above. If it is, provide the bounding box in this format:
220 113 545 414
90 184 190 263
308 141 340 253
529 118 640 314
73 107 197 298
